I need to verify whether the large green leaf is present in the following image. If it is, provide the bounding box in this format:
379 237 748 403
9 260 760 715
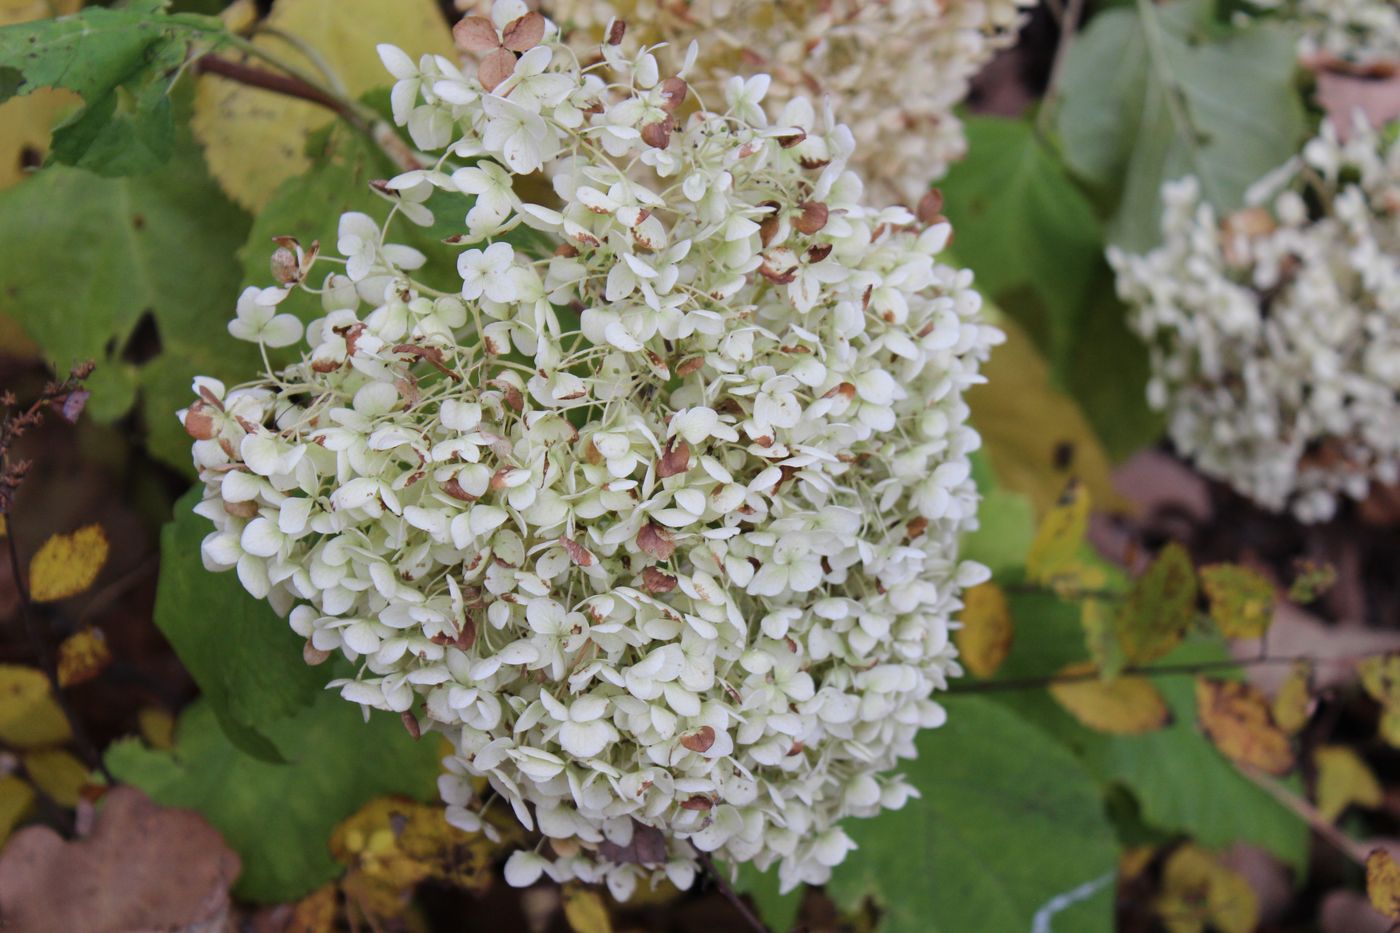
154 487 327 761
1056 0 1305 250
0 130 252 471
0 4 226 175
827 696 1118 933
941 117 1104 375
107 691 442 903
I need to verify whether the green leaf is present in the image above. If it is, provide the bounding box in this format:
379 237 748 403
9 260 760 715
0 6 224 175
963 452 1035 578
1056 0 1305 250
827 696 1118 933
0 128 252 472
941 117 1104 375
1115 542 1197 664
154 487 327 760
106 691 442 903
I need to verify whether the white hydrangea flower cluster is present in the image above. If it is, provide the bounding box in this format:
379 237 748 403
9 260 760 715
1109 118 1400 523
470 0 1034 204
1247 0 1400 66
181 0 1000 898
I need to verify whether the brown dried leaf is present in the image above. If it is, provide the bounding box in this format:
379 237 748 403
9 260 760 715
954 583 1012 678
1195 677 1295 775
637 522 675 560
478 47 517 92
454 15 500 54
501 11 545 52
0 787 240 932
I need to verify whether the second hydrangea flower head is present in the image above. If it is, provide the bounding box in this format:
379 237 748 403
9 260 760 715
183 0 999 899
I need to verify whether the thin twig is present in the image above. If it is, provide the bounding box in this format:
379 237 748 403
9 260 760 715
1234 763 1371 866
1037 0 1086 137
692 846 769 933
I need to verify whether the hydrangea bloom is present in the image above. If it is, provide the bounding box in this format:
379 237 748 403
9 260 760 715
1246 0 1400 66
467 0 1035 204
181 0 999 897
1109 118 1400 522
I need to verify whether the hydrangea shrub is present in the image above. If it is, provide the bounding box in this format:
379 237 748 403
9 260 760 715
1247 0 1400 66
180 0 999 898
1110 118 1400 522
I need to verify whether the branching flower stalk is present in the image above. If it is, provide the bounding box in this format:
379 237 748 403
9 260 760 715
181 0 1000 898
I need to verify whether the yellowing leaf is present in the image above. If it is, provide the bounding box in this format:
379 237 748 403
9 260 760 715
1288 559 1336 604
0 0 81 192
563 883 614 933
955 583 1013 678
21 748 88 807
1048 661 1170 735
1200 564 1276 639
1026 479 1090 586
1116 543 1196 664
1359 654 1400 749
1271 661 1312 736
285 884 336 933
1313 745 1382 824
56 627 111 688
28 524 108 603
967 316 1124 517
0 665 70 748
137 708 176 750
1368 848 1400 920
1082 596 1126 680
1154 844 1259 933
0 775 36 846
1195 677 1295 776
192 0 454 211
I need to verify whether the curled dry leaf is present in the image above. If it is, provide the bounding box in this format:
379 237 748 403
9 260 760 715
478 47 518 92
0 786 241 933
27 524 108 603
954 582 1012 678
1048 661 1170 735
501 12 546 52
454 15 501 54
1195 677 1295 776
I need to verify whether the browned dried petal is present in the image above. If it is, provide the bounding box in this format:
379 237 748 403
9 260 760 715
641 119 672 149
441 478 477 502
561 536 595 567
394 343 461 381
642 566 677 593
478 47 517 92
679 725 715 753
758 262 796 285
759 212 780 247
224 500 258 519
304 642 331 666
400 711 422 739
637 522 676 560
454 15 501 54
794 201 828 235
501 11 546 52
656 439 690 478
183 403 216 440
806 243 832 263
270 247 299 284
487 378 524 412
679 795 713 811
777 129 807 149
676 355 705 377
658 77 688 112
906 516 929 540
607 18 626 45
917 189 944 225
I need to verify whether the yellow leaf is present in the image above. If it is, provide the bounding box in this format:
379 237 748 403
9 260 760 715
0 0 81 192
1368 848 1400 920
0 664 71 748
1380 707 1400 749
286 884 337 933
1195 677 1295 775
1199 564 1276 639
28 524 108 603
1025 479 1090 587
138 707 176 750
56 627 111 688
1358 654 1400 749
1313 745 1382 823
1048 661 1170 735
1271 661 1312 736
0 775 36 846
954 583 1013 678
21 748 88 807
562 883 614 933
191 0 454 211
1155 844 1259 933
967 316 1124 517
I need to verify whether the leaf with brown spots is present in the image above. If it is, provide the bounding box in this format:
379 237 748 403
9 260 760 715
1195 677 1295 775
1115 543 1196 664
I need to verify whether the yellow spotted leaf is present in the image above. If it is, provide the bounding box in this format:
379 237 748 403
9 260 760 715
21 748 89 807
192 0 454 211
967 317 1124 517
563 883 614 933
0 0 81 192
285 884 336 933
0 775 36 845
1368 848 1400 920
1199 563 1276 639
56 628 111 688
1195 678 1295 775
1048 661 1170 735
138 707 176 750
955 583 1013 678
1025 479 1090 586
1155 844 1259 933
1116 543 1197 664
27 524 108 603
1271 661 1312 736
1313 745 1382 823
0 664 70 748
